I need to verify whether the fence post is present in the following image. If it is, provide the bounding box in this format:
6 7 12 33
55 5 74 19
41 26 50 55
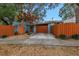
48 23 51 33
33 25 36 33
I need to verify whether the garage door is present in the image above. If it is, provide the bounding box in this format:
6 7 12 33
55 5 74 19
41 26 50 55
36 24 48 33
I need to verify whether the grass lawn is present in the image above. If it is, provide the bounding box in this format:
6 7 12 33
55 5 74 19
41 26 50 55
0 44 78 56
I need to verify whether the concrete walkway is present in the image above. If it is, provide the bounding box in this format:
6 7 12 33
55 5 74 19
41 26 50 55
29 33 56 40
0 33 79 46
24 33 79 46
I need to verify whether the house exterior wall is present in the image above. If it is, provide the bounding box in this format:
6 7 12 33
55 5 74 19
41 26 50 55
62 17 76 23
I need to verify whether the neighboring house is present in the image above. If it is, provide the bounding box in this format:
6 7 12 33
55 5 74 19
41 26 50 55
32 20 61 33
62 17 76 23
60 4 79 23
61 6 76 23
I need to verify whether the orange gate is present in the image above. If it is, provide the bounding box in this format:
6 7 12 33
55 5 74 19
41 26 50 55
36 24 48 33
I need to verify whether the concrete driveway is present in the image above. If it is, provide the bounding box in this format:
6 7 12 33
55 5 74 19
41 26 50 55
29 33 56 40
24 33 79 46
0 33 79 46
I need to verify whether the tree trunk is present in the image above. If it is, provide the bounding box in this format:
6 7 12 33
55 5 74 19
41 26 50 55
74 4 79 23
75 7 79 23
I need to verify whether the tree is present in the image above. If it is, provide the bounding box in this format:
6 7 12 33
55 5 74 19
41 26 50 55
0 3 59 25
0 4 17 25
15 3 59 24
59 3 79 23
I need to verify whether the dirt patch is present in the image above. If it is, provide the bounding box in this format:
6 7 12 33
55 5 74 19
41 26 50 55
0 44 78 56
5 34 29 40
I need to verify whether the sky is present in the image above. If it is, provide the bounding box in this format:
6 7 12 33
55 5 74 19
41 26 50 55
44 3 64 21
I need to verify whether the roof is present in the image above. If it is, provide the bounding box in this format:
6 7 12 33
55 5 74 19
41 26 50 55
31 20 62 25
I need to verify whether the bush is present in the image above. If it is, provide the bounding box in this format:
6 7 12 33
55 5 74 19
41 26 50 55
71 34 79 40
0 36 1 38
59 34 67 40
14 32 18 35
2 35 8 38
27 32 32 35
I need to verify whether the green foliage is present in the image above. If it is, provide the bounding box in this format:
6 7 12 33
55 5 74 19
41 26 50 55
0 3 59 24
0 4 17 25
59 4 79 20
59 34 67 39
71 34 79 40
59 4 75 20
0 20 5 25
27 32 32 35
15 3 59 22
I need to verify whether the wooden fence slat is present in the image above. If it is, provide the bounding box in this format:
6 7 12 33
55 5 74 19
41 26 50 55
52 23 79 37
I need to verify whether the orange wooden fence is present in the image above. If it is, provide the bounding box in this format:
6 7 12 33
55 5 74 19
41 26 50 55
18 24 25 34
1 23 79 37
52 23 79 37
0 25 25 37
36 24 48 33
0 25 14 37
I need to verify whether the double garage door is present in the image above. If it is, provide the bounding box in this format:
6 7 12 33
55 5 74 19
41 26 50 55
36 24 48 33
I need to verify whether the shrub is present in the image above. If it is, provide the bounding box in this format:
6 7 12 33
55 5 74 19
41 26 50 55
0 36 1 38
2 35 8 38
25 31 28 33
59 34 67 40
27 32 32 35
14 32 18 35
71 34 79 40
